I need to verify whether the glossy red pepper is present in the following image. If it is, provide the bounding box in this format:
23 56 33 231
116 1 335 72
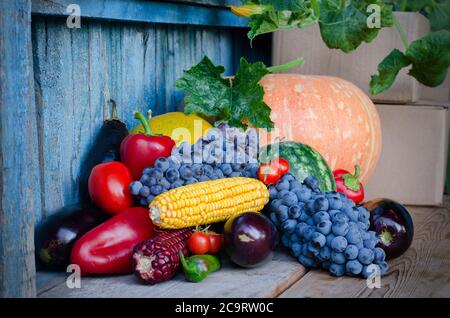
120 111 175 180
333 165 364 205
70 207 155 275
88 161 134 215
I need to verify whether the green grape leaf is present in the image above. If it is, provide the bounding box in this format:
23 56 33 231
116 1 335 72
175 56 274 130
383 0 450 31
370 49 411 95
247 9 317 39
318 0 394 53
405 30 450 87
370 30 450 94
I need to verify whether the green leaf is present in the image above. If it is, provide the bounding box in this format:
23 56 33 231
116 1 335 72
247 9 317 39
370 30 450 94
405 30 450 87
242 0 308 11
383 0 450 31
231 58 274 130
243 1 318 40
370 49 411 95
318 0 394 53
422 0 450 31
175 56 274 130
174 56 231 120
382 0 428 11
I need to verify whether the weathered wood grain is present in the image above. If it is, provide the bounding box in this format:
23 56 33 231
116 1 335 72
0 0 40 297
38 251 306 298
32 0 248 28
280 203 450 298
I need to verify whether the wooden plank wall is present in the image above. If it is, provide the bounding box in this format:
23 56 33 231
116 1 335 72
32 17 270 224
0 0 40 298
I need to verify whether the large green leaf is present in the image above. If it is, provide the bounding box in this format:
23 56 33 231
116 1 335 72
175 56 274 130
370 30 450 94
422 0 450 31
384 0 450 31
241 1 317 40
247 9 317 39
318 0 394 53
369 49 411 95
406 30 450 87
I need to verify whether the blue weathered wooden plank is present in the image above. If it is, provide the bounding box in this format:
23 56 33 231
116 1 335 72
31 0 248 28
34 19 76 217
0 0 39 298
70 25 91 208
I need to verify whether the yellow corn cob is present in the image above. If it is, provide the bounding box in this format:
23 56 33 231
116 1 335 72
149 177 269 229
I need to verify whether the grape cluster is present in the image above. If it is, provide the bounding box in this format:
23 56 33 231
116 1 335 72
129 124 260 206
267 173 388 278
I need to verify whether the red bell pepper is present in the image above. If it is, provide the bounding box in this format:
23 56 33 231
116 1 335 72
120 111 175 180
71 207 155 275
333 165 365 205
88 161 134 215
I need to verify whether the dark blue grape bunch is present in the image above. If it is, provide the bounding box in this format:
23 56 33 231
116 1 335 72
130 124 260 206
267 173 388 278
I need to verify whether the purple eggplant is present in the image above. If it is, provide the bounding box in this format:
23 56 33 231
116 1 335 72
224 212 278 268
364 198 414 260
35 204 108 270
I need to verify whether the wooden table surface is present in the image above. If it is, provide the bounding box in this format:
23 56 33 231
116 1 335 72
37 198 450 298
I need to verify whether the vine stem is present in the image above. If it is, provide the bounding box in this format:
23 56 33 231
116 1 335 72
267 58 304 73
311 0 319 17
393 14 409 50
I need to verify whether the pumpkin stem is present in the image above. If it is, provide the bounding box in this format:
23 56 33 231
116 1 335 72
267 58 304 73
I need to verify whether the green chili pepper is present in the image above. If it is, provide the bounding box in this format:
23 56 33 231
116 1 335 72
179 250 220 283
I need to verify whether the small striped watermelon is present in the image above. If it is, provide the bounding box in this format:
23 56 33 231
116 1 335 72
259 142 336 192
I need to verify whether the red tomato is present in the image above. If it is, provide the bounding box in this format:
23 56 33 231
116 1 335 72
257 158 290 185
333 165 364 205
187 232 211 255
88 162 134 215
207 231 223 254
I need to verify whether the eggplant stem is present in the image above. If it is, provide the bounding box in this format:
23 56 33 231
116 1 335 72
108 99 118 119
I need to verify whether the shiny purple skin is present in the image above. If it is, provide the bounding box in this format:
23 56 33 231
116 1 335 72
224 212 278 268
365 198 414 260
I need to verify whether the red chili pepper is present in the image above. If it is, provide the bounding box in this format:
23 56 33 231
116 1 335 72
120 111 175 180
333 165 365 204
88 161 134 215
70 207 155 275
257 158 290 185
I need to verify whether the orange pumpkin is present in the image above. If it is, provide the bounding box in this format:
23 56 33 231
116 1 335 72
258 74 381 184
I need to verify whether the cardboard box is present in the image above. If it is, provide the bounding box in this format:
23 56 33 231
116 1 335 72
273 12 450 104
365 103 449 206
